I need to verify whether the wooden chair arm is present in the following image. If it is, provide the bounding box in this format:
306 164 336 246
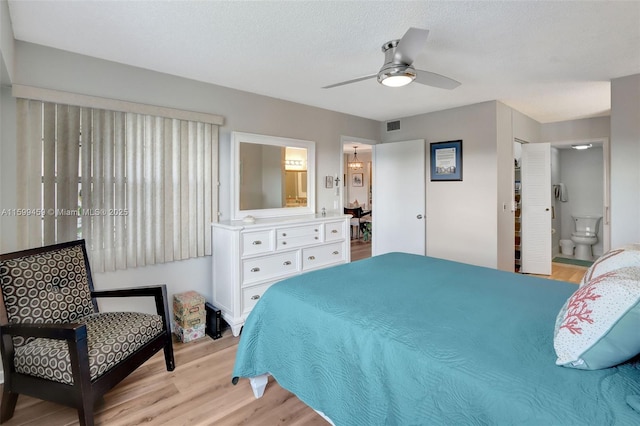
1 322 87 341
1 322 92 398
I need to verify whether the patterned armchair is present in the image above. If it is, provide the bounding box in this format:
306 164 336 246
0 240 175 426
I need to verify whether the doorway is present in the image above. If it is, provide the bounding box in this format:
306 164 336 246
517 138 609 273
550 139 608 260
342 139 374 261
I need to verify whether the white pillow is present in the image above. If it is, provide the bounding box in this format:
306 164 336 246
554 266 640 370
581 244 640 286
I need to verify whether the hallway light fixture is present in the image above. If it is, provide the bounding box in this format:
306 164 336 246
571 143 592 150
348 146 364 169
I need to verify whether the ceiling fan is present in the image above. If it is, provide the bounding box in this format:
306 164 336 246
323 27 460 90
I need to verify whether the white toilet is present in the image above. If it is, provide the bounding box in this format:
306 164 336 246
570 215 602 261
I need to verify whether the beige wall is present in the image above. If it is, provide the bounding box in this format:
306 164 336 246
379 101 503 269
541 116 610 142
0 0 14 82
610 74 640 247
496 102 516 272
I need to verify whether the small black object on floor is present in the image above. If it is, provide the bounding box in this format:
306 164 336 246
205 302 227 339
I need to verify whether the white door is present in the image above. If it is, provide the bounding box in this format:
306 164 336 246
521 143 552 275
372 139 426 256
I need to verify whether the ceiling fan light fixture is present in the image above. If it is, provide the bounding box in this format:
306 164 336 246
377 65 416 87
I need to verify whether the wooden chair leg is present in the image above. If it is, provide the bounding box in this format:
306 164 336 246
68 331 94 426
164 340 176 371
0 390 18 423
77 405 94 426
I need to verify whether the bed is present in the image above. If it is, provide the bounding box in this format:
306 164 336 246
232 252 640 425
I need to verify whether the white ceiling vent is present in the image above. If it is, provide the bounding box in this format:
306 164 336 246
386 120 401 132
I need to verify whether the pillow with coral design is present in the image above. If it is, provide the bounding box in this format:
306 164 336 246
554 266 640 370
580 244 640 286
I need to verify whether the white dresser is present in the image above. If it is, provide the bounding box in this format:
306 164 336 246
211 214 351 336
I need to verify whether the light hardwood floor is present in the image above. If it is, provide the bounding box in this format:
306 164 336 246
350 238 372 262
0 260 585 426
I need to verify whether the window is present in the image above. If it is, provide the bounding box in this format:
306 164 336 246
16 97 220 272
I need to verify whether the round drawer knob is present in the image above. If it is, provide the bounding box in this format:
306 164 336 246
332 251 339 255
308 255 316 260
283 260 292 266
250 295 260 300
331 230 338 234
250 267 260 272
282 233 287 237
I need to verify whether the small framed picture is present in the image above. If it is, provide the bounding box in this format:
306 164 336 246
325 176 334 188
352 173 363 187
430 140 463 181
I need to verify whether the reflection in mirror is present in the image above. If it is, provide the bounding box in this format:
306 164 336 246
231 132 315 220
239 144 308 210
285 171 307 206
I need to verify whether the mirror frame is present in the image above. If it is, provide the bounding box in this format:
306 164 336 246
231 131 316 220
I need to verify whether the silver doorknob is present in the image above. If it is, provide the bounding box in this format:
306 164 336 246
417 214 423 219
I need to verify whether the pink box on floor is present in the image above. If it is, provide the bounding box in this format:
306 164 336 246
173 321 205 343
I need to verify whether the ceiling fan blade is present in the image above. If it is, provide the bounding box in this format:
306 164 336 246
322 74 377 89
394 27 430 65
414 69 461 90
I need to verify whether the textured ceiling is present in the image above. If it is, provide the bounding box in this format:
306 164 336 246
7 1 640 123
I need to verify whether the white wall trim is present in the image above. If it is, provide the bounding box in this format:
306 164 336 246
12 84 225 125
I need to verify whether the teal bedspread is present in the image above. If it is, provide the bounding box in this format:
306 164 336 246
232 253 640 425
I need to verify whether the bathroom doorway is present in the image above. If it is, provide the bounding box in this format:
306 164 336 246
550 139 609 261
517 138 609 271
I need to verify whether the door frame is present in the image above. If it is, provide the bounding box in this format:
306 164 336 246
546 137 610 254
339 135 377 212
336 135 379 247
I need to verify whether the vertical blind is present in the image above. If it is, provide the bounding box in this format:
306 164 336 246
16 98 219 272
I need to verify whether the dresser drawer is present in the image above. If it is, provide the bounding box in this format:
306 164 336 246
302 242 345 271
241 282 272 315
277 234 321 249
324 221 345 241
276 224 320 239
242 251 300 286
242 230 274 256
276 224 321 249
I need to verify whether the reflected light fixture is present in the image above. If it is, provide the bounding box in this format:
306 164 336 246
348 146 364 169
285 159 303 167
571 143 593 150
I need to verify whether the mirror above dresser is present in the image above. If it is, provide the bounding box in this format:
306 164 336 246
231 131 316 220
